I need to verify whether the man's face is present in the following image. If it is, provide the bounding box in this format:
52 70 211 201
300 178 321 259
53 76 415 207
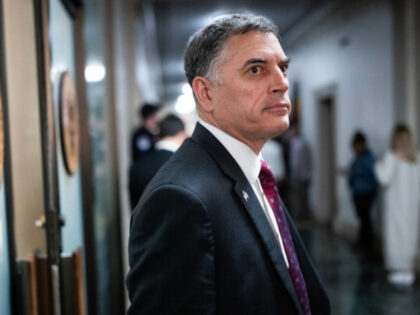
145 113 159 134
204 31 291 152
352 142 365 155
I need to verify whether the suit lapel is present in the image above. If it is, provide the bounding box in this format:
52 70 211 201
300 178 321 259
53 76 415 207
233 181 303 314
191 124 303 314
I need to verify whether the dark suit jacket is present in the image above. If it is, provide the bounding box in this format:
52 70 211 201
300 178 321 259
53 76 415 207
129 148 173 209
131 126 155 161
126 123 330 315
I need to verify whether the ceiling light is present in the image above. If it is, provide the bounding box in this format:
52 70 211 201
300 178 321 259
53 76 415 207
85 63 106 83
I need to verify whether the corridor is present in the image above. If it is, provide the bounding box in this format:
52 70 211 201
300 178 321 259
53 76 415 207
2 0 420 313
301 226 420 315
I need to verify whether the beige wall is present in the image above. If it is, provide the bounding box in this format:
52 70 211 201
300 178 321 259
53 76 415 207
3 0 46 257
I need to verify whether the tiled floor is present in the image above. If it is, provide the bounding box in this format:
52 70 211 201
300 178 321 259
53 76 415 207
299 226 420 315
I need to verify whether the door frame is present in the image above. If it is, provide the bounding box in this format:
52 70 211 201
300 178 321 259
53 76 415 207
315 84 337 224
72 3 98 315
34 0 96 314
0 0 18 313
34 0 62 313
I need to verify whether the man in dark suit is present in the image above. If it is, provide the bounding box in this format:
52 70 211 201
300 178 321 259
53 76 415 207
127 13 330 315
131 103 159 161
129 114 187 209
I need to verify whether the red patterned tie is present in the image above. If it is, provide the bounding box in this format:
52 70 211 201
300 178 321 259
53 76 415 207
259 160 311 315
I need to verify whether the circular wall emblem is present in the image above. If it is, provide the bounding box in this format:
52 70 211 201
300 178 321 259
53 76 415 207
59 72 80 175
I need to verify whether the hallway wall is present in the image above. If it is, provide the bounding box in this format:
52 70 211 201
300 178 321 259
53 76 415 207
286 1 393 237
392 0 420 145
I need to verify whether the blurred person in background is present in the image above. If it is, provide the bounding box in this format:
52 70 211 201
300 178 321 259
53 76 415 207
348 131 378 255
289 127 312 221
131 103 159 161
129 114 187 209
375 124 420 287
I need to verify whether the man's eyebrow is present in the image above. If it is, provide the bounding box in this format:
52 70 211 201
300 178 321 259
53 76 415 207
280 57 291 65
241 58 267 69
241 57 291 70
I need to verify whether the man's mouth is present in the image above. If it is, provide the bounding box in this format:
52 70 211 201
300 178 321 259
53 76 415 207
263 102 291 114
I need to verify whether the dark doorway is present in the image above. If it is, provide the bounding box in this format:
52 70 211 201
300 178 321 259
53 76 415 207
317 93 337 224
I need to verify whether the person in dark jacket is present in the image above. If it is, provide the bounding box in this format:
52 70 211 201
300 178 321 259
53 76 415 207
348 131 378 253
129 114 187 209
127 13 330 315
131 103 159 161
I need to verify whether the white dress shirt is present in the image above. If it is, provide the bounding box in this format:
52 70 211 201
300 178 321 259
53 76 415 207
155 140 179 152
199 120 289 268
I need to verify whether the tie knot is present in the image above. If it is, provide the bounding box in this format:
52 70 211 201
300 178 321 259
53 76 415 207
259 160 276 187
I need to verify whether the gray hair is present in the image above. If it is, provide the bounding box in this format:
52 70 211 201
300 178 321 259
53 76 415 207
184 13 279 86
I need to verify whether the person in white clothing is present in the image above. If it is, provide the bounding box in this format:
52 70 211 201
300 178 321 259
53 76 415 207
375 124 420 287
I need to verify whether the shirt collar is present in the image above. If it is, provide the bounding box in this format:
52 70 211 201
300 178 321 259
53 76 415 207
155 140 179 152
198 119 261 185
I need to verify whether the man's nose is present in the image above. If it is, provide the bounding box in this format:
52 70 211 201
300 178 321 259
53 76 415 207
270 68 289 93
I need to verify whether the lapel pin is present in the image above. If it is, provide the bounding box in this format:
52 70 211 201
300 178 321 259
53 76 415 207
242 190 249 202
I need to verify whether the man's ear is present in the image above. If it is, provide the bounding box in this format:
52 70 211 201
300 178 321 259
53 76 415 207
192 76 213 112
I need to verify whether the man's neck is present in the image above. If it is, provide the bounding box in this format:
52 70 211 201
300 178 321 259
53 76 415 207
198 116 265 154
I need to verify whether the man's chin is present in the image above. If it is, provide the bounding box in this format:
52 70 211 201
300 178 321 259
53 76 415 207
275 117 290 133
265 121 289 139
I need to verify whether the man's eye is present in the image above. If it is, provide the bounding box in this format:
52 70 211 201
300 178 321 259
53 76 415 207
250 66 260 74
279 64 289 74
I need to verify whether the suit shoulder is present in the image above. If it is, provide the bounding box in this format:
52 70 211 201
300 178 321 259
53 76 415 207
162 139 220 176
142 139 225 199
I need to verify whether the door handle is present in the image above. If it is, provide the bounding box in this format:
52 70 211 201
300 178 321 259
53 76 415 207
35 214 66 228
35 214 46 228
